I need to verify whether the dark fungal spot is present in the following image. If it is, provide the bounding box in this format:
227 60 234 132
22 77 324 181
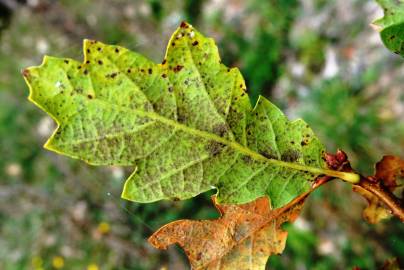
171 42 175 47
206 141 225 156
87 94 93 99
64 60 69 64
98 60 103 65
173 65 184 73
77 65 82 69
83 69 88 75
213 124 228 137
180 21 187 28
140 69 145 72
148 68 152 74
192 41 199 46
260 151 278 160
67 75 71 79
86 60 90 64
162 73 167 78
281 150 300 162
162 59 167 65
242 155 253 164
106 72 118 78
87 48 90 53
168 86 173 92
115 48 119 53
97 47 101 51
389 35 396 40
177 114 187 123
127 68 131 73
22 68 30 78
301 140 308 146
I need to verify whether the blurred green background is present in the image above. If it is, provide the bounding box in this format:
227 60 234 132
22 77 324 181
1 0 403 269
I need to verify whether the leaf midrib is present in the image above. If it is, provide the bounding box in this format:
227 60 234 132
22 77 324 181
83 98 359 182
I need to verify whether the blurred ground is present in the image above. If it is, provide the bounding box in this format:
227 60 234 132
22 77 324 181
0 0 403 269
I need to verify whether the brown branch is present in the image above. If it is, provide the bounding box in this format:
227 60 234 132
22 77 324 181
356 177 404 222
326 150 404 223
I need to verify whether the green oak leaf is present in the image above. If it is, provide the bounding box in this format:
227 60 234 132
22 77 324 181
374 0 404 57
23 22 358 208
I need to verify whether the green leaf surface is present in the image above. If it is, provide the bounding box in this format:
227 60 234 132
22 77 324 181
374 0 404 57
23 22 358 208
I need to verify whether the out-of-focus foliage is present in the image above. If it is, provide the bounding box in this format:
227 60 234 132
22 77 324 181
1 0 403 269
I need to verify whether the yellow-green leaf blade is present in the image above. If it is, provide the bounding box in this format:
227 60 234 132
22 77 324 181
24 22 359 208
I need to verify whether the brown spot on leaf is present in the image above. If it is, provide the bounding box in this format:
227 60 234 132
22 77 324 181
206 141 225 156
213 124 228 137
192 41 199 46
281 150 299 162
173 65 184 73
106 72 118 79
180 21 188 28
21 68 30 78
260 151 278 160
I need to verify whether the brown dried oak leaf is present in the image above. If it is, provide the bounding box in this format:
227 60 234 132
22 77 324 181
149 195 304 270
